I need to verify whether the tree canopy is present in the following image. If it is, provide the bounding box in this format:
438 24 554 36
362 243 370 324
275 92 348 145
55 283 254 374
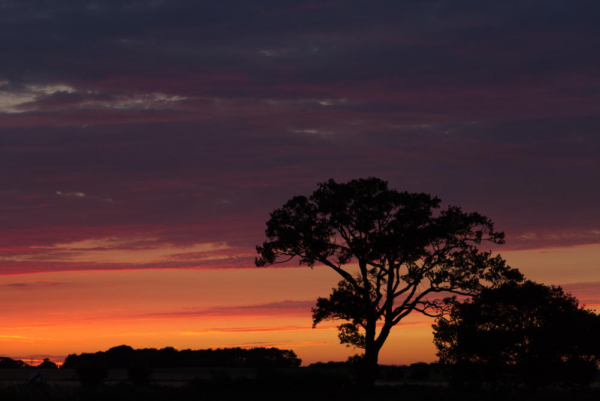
38 358 58 369
433 280 600 392
256 177 523 386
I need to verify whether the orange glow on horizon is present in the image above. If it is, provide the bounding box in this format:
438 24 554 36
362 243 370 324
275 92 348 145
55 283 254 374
1 244 599 366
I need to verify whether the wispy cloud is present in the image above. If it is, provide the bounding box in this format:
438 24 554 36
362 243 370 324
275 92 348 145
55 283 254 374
0 83 76 113
0 237 241 267
0 334 56 342
55 190 86 198
99 326 337 339
561 282 600 309
221 341 334 349
140 300 315 320
2 280 65 290
178 326 336 335
0 79 188 115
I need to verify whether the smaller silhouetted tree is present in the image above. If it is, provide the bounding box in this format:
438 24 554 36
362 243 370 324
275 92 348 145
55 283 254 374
433 280 600 393
37 358 58 369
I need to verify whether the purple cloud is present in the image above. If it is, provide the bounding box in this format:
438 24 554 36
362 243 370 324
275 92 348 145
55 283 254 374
0 1 598 276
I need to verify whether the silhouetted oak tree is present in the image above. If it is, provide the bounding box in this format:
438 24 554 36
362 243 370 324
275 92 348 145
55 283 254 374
256 178 523 387
433 281 600 392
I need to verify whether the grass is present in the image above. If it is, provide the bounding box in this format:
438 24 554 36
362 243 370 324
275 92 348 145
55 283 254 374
1 382 599 401
0 376 599 401
0 368 598 401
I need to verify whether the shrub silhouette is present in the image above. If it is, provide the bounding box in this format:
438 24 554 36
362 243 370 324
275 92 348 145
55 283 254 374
408 362 431 381
127 365 153 386
434 280 600 392
75 366 108 387
379 365 404 381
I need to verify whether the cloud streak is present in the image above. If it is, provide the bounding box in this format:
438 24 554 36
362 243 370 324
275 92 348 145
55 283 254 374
140 300 316 320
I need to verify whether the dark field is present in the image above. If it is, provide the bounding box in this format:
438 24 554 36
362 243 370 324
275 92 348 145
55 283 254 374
0 367 257 386
0 368 598 401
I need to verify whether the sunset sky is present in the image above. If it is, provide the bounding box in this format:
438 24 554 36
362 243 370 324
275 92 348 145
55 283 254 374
0 1 599 366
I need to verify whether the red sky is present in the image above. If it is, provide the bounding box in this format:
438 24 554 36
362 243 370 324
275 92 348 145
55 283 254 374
0 1 599 366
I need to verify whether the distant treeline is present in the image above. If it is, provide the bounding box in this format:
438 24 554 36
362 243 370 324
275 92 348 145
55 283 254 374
2 347 441 378
0 357 57 369
61 345 302 369
0 357 30 369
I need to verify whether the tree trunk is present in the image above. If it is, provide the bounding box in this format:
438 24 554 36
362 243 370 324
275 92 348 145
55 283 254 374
357 338 380 388
357 319 393 388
